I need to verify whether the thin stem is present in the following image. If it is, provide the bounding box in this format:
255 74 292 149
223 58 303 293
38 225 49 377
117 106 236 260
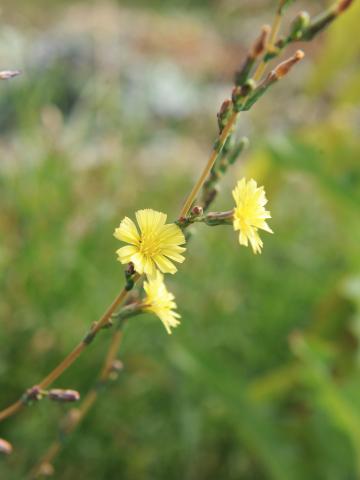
179 2 284 219
38 343 86 391
38 286 129 390
29 443 61 478
0 400 23 423
29 330 124 479
99 330 123 380
269 10 282 45
179 111 237 217
0 275 139 423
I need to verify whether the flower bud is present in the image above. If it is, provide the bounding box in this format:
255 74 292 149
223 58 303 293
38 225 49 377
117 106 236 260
338 0 354 14
191 205 203 217
48 389 80 403
241 79 255 97
279 0 295 14
126 262 135 276
232 80 255 111
217 99 232 133
250 25 270 59
289 12 310 40
0 70 20 80
23 385 42 403
0 438 13 455
269 50 304 82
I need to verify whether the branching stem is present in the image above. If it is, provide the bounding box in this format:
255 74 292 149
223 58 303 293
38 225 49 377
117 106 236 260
0 276 140 423
29 329 124 478
179 2 284 219
179 111 238 217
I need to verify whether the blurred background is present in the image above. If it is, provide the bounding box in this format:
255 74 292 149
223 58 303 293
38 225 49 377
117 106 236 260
0 0 359 478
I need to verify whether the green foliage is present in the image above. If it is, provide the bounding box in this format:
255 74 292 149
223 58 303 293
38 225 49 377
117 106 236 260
0 1 359 479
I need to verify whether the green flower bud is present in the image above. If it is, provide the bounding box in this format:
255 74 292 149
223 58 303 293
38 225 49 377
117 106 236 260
289 11 311 40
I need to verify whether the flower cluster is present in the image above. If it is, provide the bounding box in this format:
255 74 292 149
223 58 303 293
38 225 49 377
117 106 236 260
114 209 185 333
114 178 272 333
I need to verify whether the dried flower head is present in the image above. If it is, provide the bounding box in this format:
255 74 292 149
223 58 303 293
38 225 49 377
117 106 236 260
232 178 273 254
114 209 186 277
143 271 181 334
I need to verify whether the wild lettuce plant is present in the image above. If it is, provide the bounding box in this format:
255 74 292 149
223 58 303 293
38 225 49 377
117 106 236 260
0 0 354 476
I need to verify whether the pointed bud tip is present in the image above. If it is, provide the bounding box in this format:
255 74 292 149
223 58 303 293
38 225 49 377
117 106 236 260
270 50 305 81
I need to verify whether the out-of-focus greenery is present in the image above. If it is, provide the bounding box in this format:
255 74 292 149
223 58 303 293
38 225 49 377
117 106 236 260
0 1 359 479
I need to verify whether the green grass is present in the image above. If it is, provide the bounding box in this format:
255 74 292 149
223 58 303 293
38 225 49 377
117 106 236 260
0 1 360 478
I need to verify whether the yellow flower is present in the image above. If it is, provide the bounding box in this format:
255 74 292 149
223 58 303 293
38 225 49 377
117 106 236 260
143 271 181 334
114 209 186 276
232 178 273 254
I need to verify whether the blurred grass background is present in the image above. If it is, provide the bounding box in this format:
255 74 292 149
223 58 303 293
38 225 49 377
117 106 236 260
0 0 360 478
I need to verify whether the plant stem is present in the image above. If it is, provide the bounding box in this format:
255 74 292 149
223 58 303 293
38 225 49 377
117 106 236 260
0 276 139 423
38 286 128 390
29 329 124 479
179 111 238 217
179 3 284 219
0 400 24 424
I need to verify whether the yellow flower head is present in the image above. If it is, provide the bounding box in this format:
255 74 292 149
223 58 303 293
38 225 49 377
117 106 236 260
232 178 273 254
143 271 181 334
114 209 186 276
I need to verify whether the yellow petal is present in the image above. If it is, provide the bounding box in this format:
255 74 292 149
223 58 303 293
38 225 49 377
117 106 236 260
114 217 140 245
158 223 185 246
131 252 146 274
260 221 273 234
162 249 186 263
143 256 156 277
232 178 272 254
136 209 167 235
153 254 177 274
239 231 248 247
249 230 263 254
116 245 138 264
